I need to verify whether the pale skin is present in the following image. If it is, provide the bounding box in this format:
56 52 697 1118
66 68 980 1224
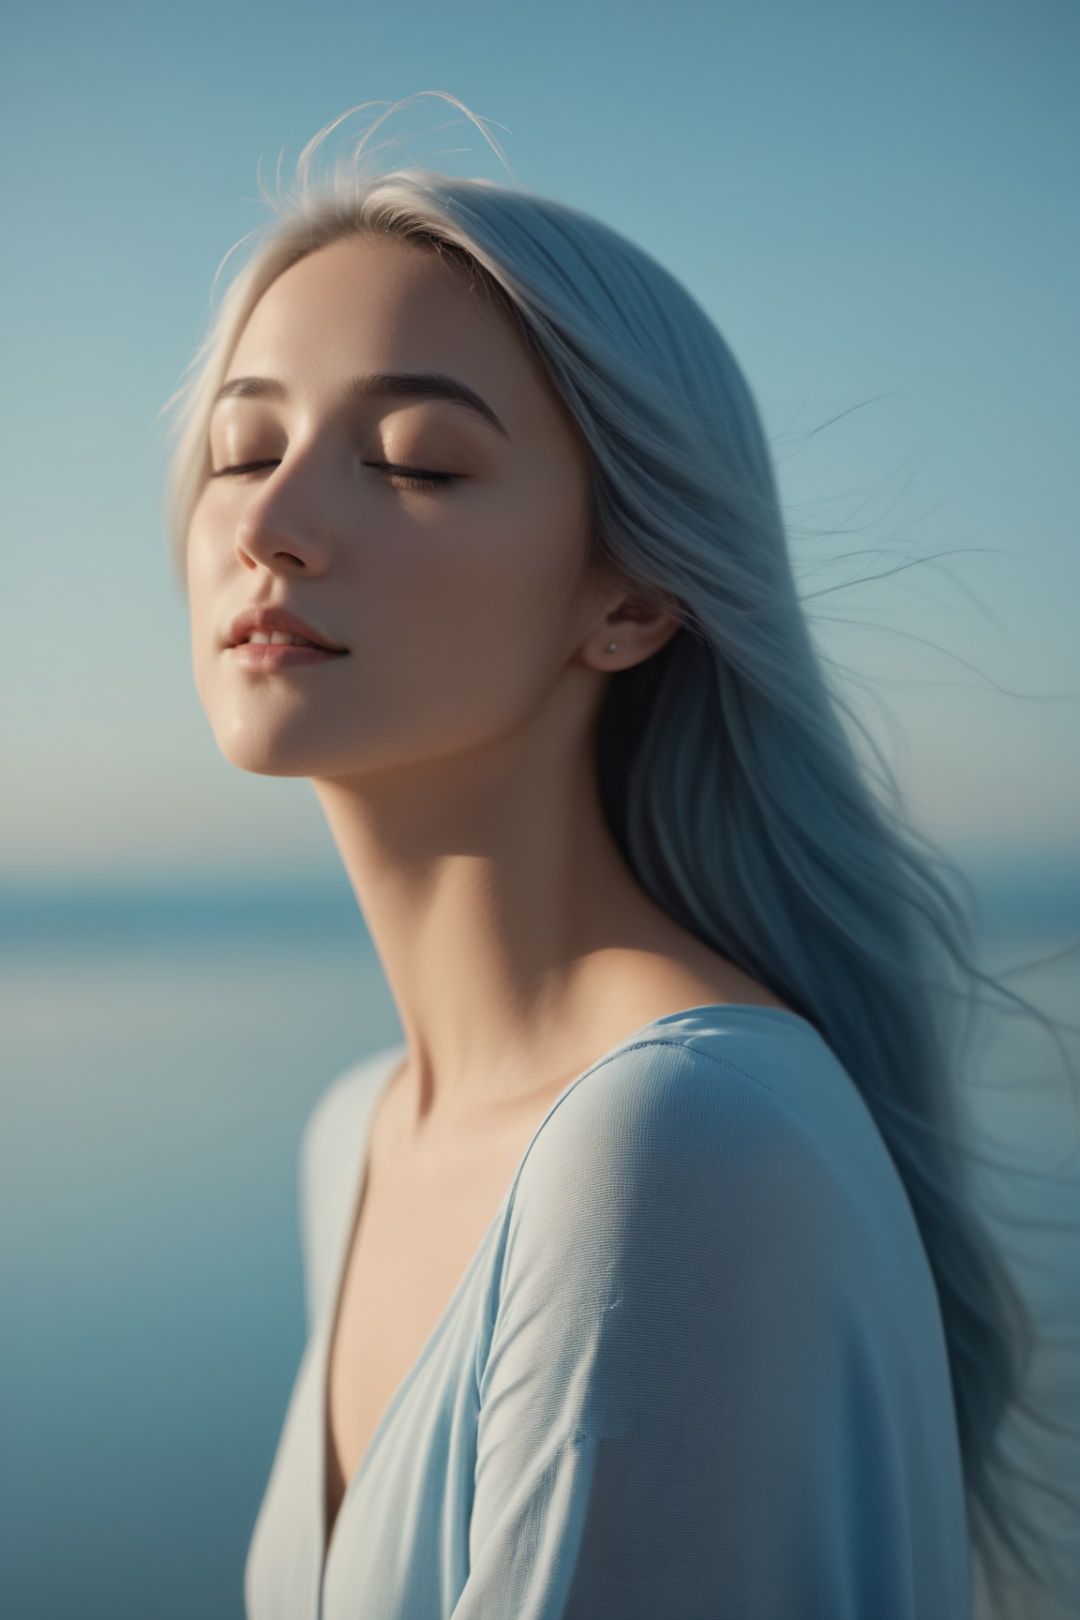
186 231 796 1542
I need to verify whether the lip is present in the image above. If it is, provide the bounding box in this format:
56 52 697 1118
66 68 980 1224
227 643 348 670
224 602 348 653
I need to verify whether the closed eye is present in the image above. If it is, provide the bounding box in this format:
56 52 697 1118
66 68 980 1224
208 458 461 492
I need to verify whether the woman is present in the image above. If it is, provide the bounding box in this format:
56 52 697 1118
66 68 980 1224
162 94 1070 1620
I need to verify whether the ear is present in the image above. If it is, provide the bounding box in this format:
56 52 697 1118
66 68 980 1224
582 586 686 673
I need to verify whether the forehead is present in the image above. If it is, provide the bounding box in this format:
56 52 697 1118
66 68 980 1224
226 233 536 419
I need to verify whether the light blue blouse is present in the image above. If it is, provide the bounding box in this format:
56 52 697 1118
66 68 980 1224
244 1004 973 1619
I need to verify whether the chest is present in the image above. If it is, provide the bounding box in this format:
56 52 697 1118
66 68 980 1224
322 1124 535 1536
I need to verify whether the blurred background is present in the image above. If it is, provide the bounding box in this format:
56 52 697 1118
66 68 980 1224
2 2 1078 1616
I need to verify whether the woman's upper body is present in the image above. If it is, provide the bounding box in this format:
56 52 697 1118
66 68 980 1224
244 1003 973 1620
173 136 1033 1613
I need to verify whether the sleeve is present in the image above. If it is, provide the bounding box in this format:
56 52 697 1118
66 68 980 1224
449 1040 926 1620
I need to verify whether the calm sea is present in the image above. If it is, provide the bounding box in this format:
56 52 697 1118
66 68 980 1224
2 862 1077 1619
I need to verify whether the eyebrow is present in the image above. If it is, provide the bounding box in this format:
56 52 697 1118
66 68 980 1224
210 371 510 440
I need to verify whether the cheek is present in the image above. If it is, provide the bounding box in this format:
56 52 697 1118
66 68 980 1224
184 506 218 595
412 495 576 641
185 546 215 638
386 502 582 720
184 516 233 689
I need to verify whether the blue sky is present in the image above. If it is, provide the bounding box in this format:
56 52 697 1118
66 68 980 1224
4 0 1078 886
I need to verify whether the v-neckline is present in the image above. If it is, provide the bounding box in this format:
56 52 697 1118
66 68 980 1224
310 1002 817 1609
312 1041 509 1599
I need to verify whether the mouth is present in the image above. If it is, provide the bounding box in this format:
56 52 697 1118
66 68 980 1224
224 605 349 654
226 641 349 668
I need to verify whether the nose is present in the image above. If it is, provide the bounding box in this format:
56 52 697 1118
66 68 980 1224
232 457 335 574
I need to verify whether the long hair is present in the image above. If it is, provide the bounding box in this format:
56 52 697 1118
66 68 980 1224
159 92 1079 1615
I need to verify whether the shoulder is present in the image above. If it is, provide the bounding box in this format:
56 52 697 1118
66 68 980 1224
481 1027 888 1439
488 1025 880 1358
495 1018 938 1361
510 1018 867 1229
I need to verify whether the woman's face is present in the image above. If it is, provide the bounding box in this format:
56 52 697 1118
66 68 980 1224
186 231 605 781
